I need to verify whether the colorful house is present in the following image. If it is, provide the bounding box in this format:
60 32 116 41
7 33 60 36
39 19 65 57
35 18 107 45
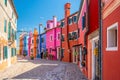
0 0 18 70
40 32 46 58
77 0 100 79
46 16 60 60
102 0 120 80
19 34 24 55
61 3 78 62
23 34 28 56
77 0 88 76
32 28 38 58
28 31 33 56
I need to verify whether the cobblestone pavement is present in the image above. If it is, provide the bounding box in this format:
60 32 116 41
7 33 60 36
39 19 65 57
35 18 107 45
0 57 87 80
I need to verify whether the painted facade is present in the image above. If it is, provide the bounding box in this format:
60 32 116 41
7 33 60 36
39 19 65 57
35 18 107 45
28 31 32 56
33 29 38 58
23 34 28 56
0 0 18 70
61 3 78 62
77 0 100 79
102 0 120 80
46 16 60 60
40 32 46 58
78 0 88 77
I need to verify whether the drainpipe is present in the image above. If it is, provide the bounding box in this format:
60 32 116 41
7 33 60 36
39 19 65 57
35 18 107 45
98 0 102 80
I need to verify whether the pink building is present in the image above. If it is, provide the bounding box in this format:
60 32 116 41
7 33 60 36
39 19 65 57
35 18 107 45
46 16 61 60
28 31 32 56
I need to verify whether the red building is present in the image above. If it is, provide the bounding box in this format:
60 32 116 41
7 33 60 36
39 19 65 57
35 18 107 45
78 0 100 79
61 3 79 62
102 0 120 80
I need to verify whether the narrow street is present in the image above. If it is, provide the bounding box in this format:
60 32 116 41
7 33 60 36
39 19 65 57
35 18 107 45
0 57 87 80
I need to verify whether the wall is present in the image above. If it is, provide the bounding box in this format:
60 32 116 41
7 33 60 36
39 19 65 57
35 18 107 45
102 0 120 79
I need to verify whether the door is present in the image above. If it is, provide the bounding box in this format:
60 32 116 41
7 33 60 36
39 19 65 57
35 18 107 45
57 47 60 60
79 46 82 68
8 47 11 67
92 36 100 80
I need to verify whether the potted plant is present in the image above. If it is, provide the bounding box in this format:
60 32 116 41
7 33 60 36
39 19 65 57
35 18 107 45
23 53 27 58
30 54 34 60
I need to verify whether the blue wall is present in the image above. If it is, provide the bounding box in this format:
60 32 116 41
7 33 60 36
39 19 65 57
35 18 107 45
23 35 28 56
37 32 46 58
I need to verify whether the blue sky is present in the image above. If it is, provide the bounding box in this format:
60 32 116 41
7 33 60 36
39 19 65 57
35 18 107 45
14 0 80 33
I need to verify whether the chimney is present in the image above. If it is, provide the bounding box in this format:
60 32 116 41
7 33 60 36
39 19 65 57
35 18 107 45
53 16 57 27
64 3 71 18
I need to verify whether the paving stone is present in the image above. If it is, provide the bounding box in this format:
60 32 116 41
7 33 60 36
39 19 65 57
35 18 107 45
0 57 87 80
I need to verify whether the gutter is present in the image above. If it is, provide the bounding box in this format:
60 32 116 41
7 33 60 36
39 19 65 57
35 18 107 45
98 0 102 80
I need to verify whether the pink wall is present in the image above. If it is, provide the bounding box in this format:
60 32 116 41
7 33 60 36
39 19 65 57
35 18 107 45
46 16 60 60
28 32 32 56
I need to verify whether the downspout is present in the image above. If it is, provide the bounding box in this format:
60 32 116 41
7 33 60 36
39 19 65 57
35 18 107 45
60 25 62 61
98 0 102 80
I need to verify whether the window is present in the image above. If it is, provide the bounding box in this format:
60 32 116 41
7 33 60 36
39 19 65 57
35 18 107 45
58 33 60 40
72 32 78 39
106 22 118 51
4 20 7 32
32 40 34 43
68 33 72 40
82 13 86 30
4 0 7 6
41 38 44 43
68 18 72 25
61 49 64 57
73 16 77 23
3 46 8 59
8 22 11 40
61 21 65 28
50 48 52 53
61 35 65 41
47 24 50 28
50 35 53 41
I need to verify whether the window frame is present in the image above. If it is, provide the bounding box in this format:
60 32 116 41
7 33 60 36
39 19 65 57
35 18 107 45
106 22 118 51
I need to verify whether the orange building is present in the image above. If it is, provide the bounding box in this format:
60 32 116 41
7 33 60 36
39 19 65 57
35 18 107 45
61 3 79 62
30 28 38 58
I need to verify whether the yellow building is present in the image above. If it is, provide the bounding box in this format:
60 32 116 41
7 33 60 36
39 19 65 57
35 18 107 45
0 0 18 70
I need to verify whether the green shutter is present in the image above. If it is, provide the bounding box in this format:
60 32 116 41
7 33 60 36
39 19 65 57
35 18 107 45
4 20 7 32
8 22 11 40
3 46 8 59
5 46 8 59
15 31 16 40
4 0 7 6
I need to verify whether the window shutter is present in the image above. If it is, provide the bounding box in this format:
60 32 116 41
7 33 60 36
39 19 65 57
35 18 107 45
4 20 7 32
8 22 11 40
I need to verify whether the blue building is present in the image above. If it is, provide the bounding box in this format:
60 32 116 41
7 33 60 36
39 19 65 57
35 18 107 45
23 34 28 56
37 32 46 58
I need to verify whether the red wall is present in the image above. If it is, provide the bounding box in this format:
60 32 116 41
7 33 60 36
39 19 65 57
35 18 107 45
88 0 99 34
102 5 120 80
